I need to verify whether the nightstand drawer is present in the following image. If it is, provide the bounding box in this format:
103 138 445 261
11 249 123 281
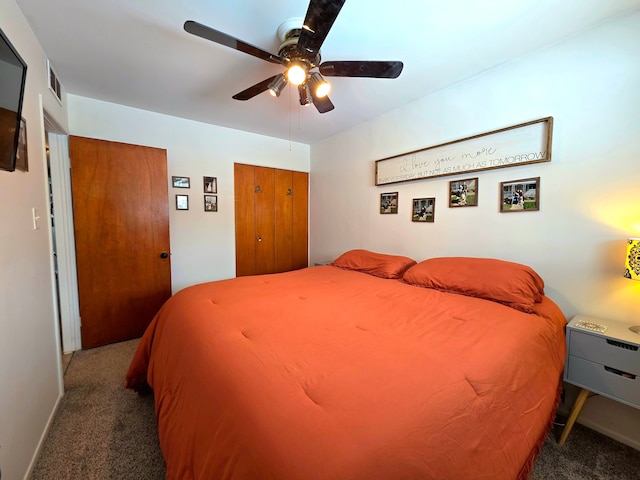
568 330 640 375
566 355 640 408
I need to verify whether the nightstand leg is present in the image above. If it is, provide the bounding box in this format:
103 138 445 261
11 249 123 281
558 388 590 446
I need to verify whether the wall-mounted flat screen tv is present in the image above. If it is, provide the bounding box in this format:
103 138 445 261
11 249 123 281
0 27 27 172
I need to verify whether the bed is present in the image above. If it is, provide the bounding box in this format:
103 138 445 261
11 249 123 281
126 250 566 479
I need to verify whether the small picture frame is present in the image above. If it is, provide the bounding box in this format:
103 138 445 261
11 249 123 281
412 197 435 222
175 194 189 210
449 178 478 207
172 176 190 188
500 177 540 212
380 192 398 214
204 176 217 193
15 117 28 172
204 195 218 212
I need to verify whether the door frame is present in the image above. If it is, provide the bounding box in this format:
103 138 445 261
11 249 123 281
47 128 81 353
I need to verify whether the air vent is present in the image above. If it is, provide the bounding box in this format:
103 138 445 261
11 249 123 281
47 58 62 104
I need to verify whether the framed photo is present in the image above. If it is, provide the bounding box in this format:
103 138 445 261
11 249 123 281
412 197 435 222
172 176 190 188
449 177 478 207
380 192 398 214
204 195 218 212
175 194 189 210
204 176 217 193
15 117 28 172
500 177 540 212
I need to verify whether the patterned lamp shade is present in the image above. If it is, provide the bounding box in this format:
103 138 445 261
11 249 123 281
625 238 640 281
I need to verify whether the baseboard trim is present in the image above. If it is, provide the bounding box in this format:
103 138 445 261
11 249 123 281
23 393 63 480
577 417 640 451
560 383 640 451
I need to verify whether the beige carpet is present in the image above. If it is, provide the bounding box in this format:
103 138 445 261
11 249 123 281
30 339 165 479
31 339 640 479
532 422 640 480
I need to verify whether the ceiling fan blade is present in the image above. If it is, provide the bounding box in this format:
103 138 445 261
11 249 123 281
311 94 335 114
297 0 346 60
184 20 282 65
232 75 279 101
319 61 404 78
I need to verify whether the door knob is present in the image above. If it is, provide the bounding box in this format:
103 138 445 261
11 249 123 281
160 251 169 258
257 237 262 242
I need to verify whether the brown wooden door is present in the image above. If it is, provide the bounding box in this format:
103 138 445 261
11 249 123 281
275 169 293 273
234 163 256 277
70 136 171 349
292 171 309 270
254 166 275 274
234 163 308 277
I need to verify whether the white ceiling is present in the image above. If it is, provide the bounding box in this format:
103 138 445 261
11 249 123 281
15 0 640 144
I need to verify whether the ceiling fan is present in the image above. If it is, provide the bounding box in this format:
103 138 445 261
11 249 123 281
184 0 403 114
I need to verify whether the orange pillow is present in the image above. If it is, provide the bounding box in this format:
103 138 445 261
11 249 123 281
402 257 545 313
332 249 417 279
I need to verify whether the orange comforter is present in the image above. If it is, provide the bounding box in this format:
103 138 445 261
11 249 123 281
126 265 566 480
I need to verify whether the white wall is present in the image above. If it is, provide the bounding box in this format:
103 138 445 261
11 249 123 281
68 95 310 293
2 1 638 477
0 1 69 479
310 11 640 447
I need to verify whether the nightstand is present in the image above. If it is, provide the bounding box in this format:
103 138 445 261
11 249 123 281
559 315 640 445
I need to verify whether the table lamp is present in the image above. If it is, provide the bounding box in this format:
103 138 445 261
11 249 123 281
625 238 640 334
624 238 640 281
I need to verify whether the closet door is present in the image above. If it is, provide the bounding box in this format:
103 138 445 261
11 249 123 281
254 167 275 274
234 163 256 277
234 163 308 277
292 171 309 270
275 169 294 273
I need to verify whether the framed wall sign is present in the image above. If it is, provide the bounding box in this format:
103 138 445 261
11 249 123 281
375 117 553 185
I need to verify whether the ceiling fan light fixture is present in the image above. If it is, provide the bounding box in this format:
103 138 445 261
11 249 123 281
287 63 307 86
308 72 330 98
186 2 403 113
298 84 312 106
268 74 287 97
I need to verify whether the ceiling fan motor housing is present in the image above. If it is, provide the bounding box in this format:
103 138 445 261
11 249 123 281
277 19 321 69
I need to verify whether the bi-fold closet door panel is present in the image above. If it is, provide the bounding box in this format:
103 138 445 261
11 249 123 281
291 171 308 271
254 166 276 275
275 168 294 273
234 163 256 277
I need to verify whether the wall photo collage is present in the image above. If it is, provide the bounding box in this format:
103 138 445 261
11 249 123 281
380 176 540 222
171 175 218 212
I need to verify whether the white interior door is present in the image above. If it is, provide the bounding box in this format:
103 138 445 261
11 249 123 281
48 131 81 353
